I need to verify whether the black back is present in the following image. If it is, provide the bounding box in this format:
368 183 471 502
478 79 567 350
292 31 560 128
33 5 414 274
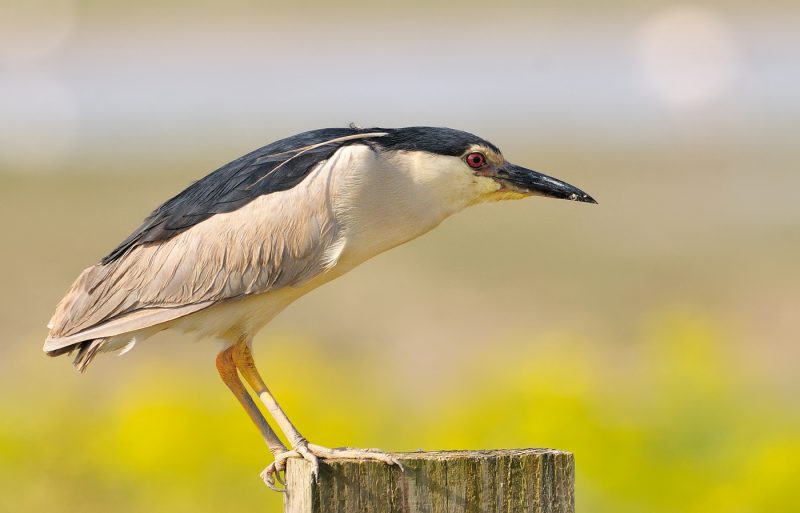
102 126 498 264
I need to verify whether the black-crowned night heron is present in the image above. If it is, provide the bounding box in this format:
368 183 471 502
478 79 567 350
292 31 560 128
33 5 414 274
44 126 595 489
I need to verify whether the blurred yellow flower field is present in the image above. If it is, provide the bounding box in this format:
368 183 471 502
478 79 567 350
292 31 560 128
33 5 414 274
2 302 798 512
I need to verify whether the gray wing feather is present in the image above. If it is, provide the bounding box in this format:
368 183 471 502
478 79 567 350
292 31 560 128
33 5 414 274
45 152 346 350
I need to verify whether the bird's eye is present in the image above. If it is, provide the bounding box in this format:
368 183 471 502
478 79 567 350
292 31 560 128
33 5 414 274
465 152 486 169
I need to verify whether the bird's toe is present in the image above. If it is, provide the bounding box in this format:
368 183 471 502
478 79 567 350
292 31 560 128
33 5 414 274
260 463 285 493
306 443 403 469
260 449 302 492
294 443 321 480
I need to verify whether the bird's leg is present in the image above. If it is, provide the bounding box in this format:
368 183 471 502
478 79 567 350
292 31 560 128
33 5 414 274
231 340 402 482
215 346 296 491
230 340 318 478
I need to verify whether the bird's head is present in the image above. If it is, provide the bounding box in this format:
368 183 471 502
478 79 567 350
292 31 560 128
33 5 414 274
372 127 596 209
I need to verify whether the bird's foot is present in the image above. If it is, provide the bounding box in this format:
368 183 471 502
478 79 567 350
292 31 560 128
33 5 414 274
260 449 297 492
305 443 404 471
260 442 402 491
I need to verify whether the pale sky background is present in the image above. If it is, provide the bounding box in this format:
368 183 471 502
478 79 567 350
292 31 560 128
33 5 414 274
0 0 798 172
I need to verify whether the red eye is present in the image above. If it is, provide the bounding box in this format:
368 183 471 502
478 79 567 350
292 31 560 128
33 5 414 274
466 152 486 169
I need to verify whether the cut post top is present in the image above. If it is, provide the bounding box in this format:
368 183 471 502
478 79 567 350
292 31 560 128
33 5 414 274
284 448 574 513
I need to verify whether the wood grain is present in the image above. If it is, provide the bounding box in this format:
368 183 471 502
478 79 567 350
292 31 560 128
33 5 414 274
284 449 574 513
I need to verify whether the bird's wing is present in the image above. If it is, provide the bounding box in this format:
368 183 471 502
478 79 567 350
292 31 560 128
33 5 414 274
44 135 383 352
102 128 386 263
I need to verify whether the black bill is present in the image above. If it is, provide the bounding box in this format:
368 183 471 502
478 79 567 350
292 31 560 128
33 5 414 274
496 164 597 204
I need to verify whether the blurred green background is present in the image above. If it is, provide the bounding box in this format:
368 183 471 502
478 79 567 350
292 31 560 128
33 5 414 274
1 1 798 512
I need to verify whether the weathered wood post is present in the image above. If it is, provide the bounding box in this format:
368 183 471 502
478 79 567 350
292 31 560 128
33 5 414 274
284 449 574 513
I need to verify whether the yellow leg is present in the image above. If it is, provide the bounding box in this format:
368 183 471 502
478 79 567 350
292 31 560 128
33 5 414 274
231 339 402 483
231 341 307 448
216 346 289 490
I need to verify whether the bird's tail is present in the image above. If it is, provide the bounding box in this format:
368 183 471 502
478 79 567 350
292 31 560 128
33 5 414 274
45 338 107 373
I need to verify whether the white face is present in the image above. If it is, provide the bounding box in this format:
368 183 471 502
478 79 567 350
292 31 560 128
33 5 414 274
386 144 534 209
404 151 496 198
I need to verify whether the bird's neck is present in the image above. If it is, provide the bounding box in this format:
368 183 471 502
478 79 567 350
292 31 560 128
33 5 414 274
331 146 474 266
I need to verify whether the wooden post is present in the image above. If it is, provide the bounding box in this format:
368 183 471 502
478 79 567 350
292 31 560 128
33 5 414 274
284 449 574 513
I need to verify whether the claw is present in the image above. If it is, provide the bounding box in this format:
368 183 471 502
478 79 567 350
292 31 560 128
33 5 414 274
260 443 402 492
273 467 285 486
260 464 285 493
260 449 301 492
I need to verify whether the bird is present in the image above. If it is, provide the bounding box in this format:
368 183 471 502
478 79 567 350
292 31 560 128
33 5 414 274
44 125 596 490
